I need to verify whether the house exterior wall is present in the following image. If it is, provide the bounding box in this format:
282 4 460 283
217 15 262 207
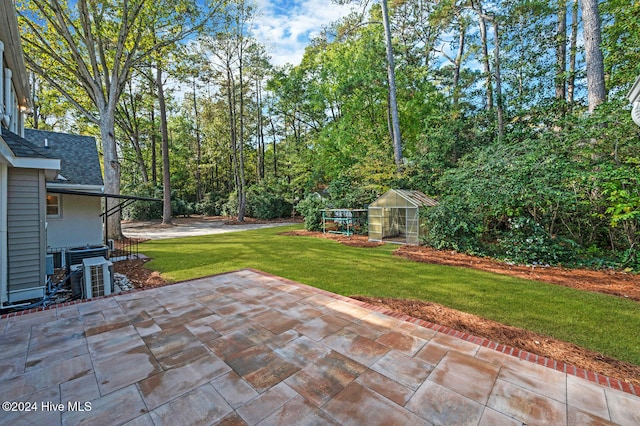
46 193 103 249
5 167 46 304
0 163 7 304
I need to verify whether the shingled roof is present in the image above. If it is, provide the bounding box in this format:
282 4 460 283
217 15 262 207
24 129 103 187
1 127 53 159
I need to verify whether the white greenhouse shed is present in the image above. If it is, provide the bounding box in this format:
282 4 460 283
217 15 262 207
368 189 438 245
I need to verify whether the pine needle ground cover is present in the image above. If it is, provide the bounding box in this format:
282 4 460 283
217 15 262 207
141 225 640 366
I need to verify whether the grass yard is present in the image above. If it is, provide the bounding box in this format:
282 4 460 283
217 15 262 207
141 224 640 366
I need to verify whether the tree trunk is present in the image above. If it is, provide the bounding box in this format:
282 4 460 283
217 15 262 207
581 0 606 112
100 109 123 240
493 18 504 140
157 65 172 225
30 74 41 129
473 0 493 111
121 82 149 183
256 79 265 180
150 101 157 186
567 0 579 104
381 0 403 172
555 0 567 100
130 133 149 184
269 116 278 178
237 43 246 222
193 77 202 202
452 23 466 107
226 65 241 218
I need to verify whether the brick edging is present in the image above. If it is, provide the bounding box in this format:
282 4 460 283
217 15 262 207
3 267 639 397
246 268 640 397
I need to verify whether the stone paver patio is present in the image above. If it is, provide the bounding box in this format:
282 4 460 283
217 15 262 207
1 269 639 425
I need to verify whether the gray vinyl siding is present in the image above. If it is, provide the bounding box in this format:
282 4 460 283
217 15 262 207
7 168 46 300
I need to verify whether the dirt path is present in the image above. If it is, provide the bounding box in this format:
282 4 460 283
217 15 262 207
122 216 298 240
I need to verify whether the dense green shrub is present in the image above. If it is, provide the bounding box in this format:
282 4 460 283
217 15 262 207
421 199 484 254
246 182 294 219
171 198 193 217
122 185 194 220
221 192 238 217
327 175 377 208
194 192 227 216
122 185 163 220
296 193 326 231
497 217 575 265
247 193 293 219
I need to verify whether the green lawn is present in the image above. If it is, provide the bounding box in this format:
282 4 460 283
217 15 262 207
141 224 640 366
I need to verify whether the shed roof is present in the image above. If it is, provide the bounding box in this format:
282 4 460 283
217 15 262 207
24 129 103 186
370 189 438 208
395 189 439 207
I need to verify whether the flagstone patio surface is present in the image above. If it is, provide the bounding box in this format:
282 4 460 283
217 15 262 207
1 269 639 425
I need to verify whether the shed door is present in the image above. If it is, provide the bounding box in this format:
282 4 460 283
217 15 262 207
368 207 383 241
405 207 419 244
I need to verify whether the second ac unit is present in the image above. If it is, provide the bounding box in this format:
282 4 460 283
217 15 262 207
82 257 113 299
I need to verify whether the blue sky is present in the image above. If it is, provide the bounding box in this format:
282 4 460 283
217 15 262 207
252 0 357 66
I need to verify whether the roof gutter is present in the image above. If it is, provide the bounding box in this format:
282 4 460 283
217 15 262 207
46 183 104 193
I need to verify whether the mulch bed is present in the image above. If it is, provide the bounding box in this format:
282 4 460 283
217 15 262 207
395 245 640 302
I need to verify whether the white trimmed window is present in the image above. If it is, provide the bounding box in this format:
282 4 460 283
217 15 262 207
46 194 61 217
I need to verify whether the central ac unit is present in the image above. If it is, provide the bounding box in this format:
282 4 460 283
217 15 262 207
82 257 113 298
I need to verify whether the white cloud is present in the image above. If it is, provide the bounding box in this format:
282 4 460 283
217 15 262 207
252 0 357 66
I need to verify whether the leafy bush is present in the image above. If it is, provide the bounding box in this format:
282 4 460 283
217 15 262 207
194 192 227 216
247 193 292 219
497 217 575 265
327 175 377 208
123 185 195 220
246 182 293 219
171 198 193 217
296 193 326 231
421 198 484 254
221 192 238 217
122 185 163 220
